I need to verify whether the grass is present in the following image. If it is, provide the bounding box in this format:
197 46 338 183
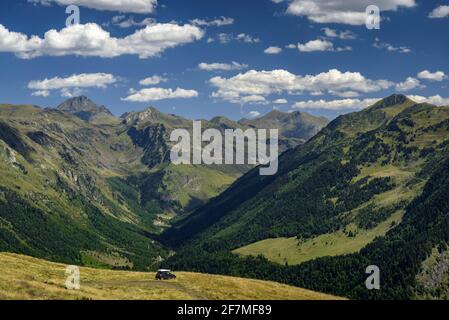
162 164 236 209
0 253 343 300
233 162 417 266
234 210 403 266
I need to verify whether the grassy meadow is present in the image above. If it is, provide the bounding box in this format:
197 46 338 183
0 253 343 300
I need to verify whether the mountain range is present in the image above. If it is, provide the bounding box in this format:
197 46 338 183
161 94 449 300
0 96 326 271
2 94 449 299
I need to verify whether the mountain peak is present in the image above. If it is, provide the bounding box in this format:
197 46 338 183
369 94 413 110
381 94 410 107
57 96 114 122
121 106 191 128
262 110 286 119
121 106 163 124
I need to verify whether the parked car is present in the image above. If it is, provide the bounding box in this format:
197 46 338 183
155 269 177 280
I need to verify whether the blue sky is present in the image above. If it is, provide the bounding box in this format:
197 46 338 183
0 0 448 120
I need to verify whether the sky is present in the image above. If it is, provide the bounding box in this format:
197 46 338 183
0 0 448 120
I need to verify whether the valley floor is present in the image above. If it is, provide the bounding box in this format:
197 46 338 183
0 253 343 300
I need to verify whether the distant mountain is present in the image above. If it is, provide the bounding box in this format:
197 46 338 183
57 96 118 124
240 110 328 148
121 107 192 128
162 94 449 300
0 96 327 271
122 107 328 148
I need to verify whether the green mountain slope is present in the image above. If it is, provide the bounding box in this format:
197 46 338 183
0 97 326 271
162 94 449 299
0 253 343 300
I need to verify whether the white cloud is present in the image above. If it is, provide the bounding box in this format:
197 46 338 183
61 87 85 98
429 5 449 18
395 77 424 92
29 0 158 13
210 69 393 104
28 73 117 97
291 98 380 111
297 39 351 52
216 33 260 44
332 91 360 98
373 38 411 53
0 22 204 59
273 98 288 104
298 39 334 52
122 87 199 102
281 0 416 25
241 95 267 104
236 33 260 43
31 90 50 97
408 95 449 106
417 70 447 82
190 17 234 27
247 111 261 119
322 27 357 40
110 15 155 28
264 46 283 54
198 62 248 71
28 73 117 90
139 75 168 86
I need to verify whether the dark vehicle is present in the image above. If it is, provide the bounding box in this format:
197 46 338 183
155 269 177 280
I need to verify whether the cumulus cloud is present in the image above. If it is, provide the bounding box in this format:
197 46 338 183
273 98 288 104
291 98 380 111
247 111 261 119
0 22 204 59
109 15 155 28
28 73 117 90
122 87 199 102
417 70 447 82
190 17 234 27
31 90 50 97
29 0 158 13
281 0 416 25
297 39 352 52
429 5 449 18
139 75 168 86
61 87 85 98
214 33 260 44
373 38 411 53
298 39 334 52
209 69 393 104
198 62 248 71
241 95 267 104
264 46 283 54
408 95 449 106
322 27 357 40
28 73 117 97
395 77 424 92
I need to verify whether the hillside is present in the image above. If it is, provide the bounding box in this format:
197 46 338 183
0 97 326 271
161 94 449 300
0 253 341 300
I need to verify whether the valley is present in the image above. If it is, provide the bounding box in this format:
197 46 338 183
0 96 325 272
2 94 449 300
162 95 449 300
